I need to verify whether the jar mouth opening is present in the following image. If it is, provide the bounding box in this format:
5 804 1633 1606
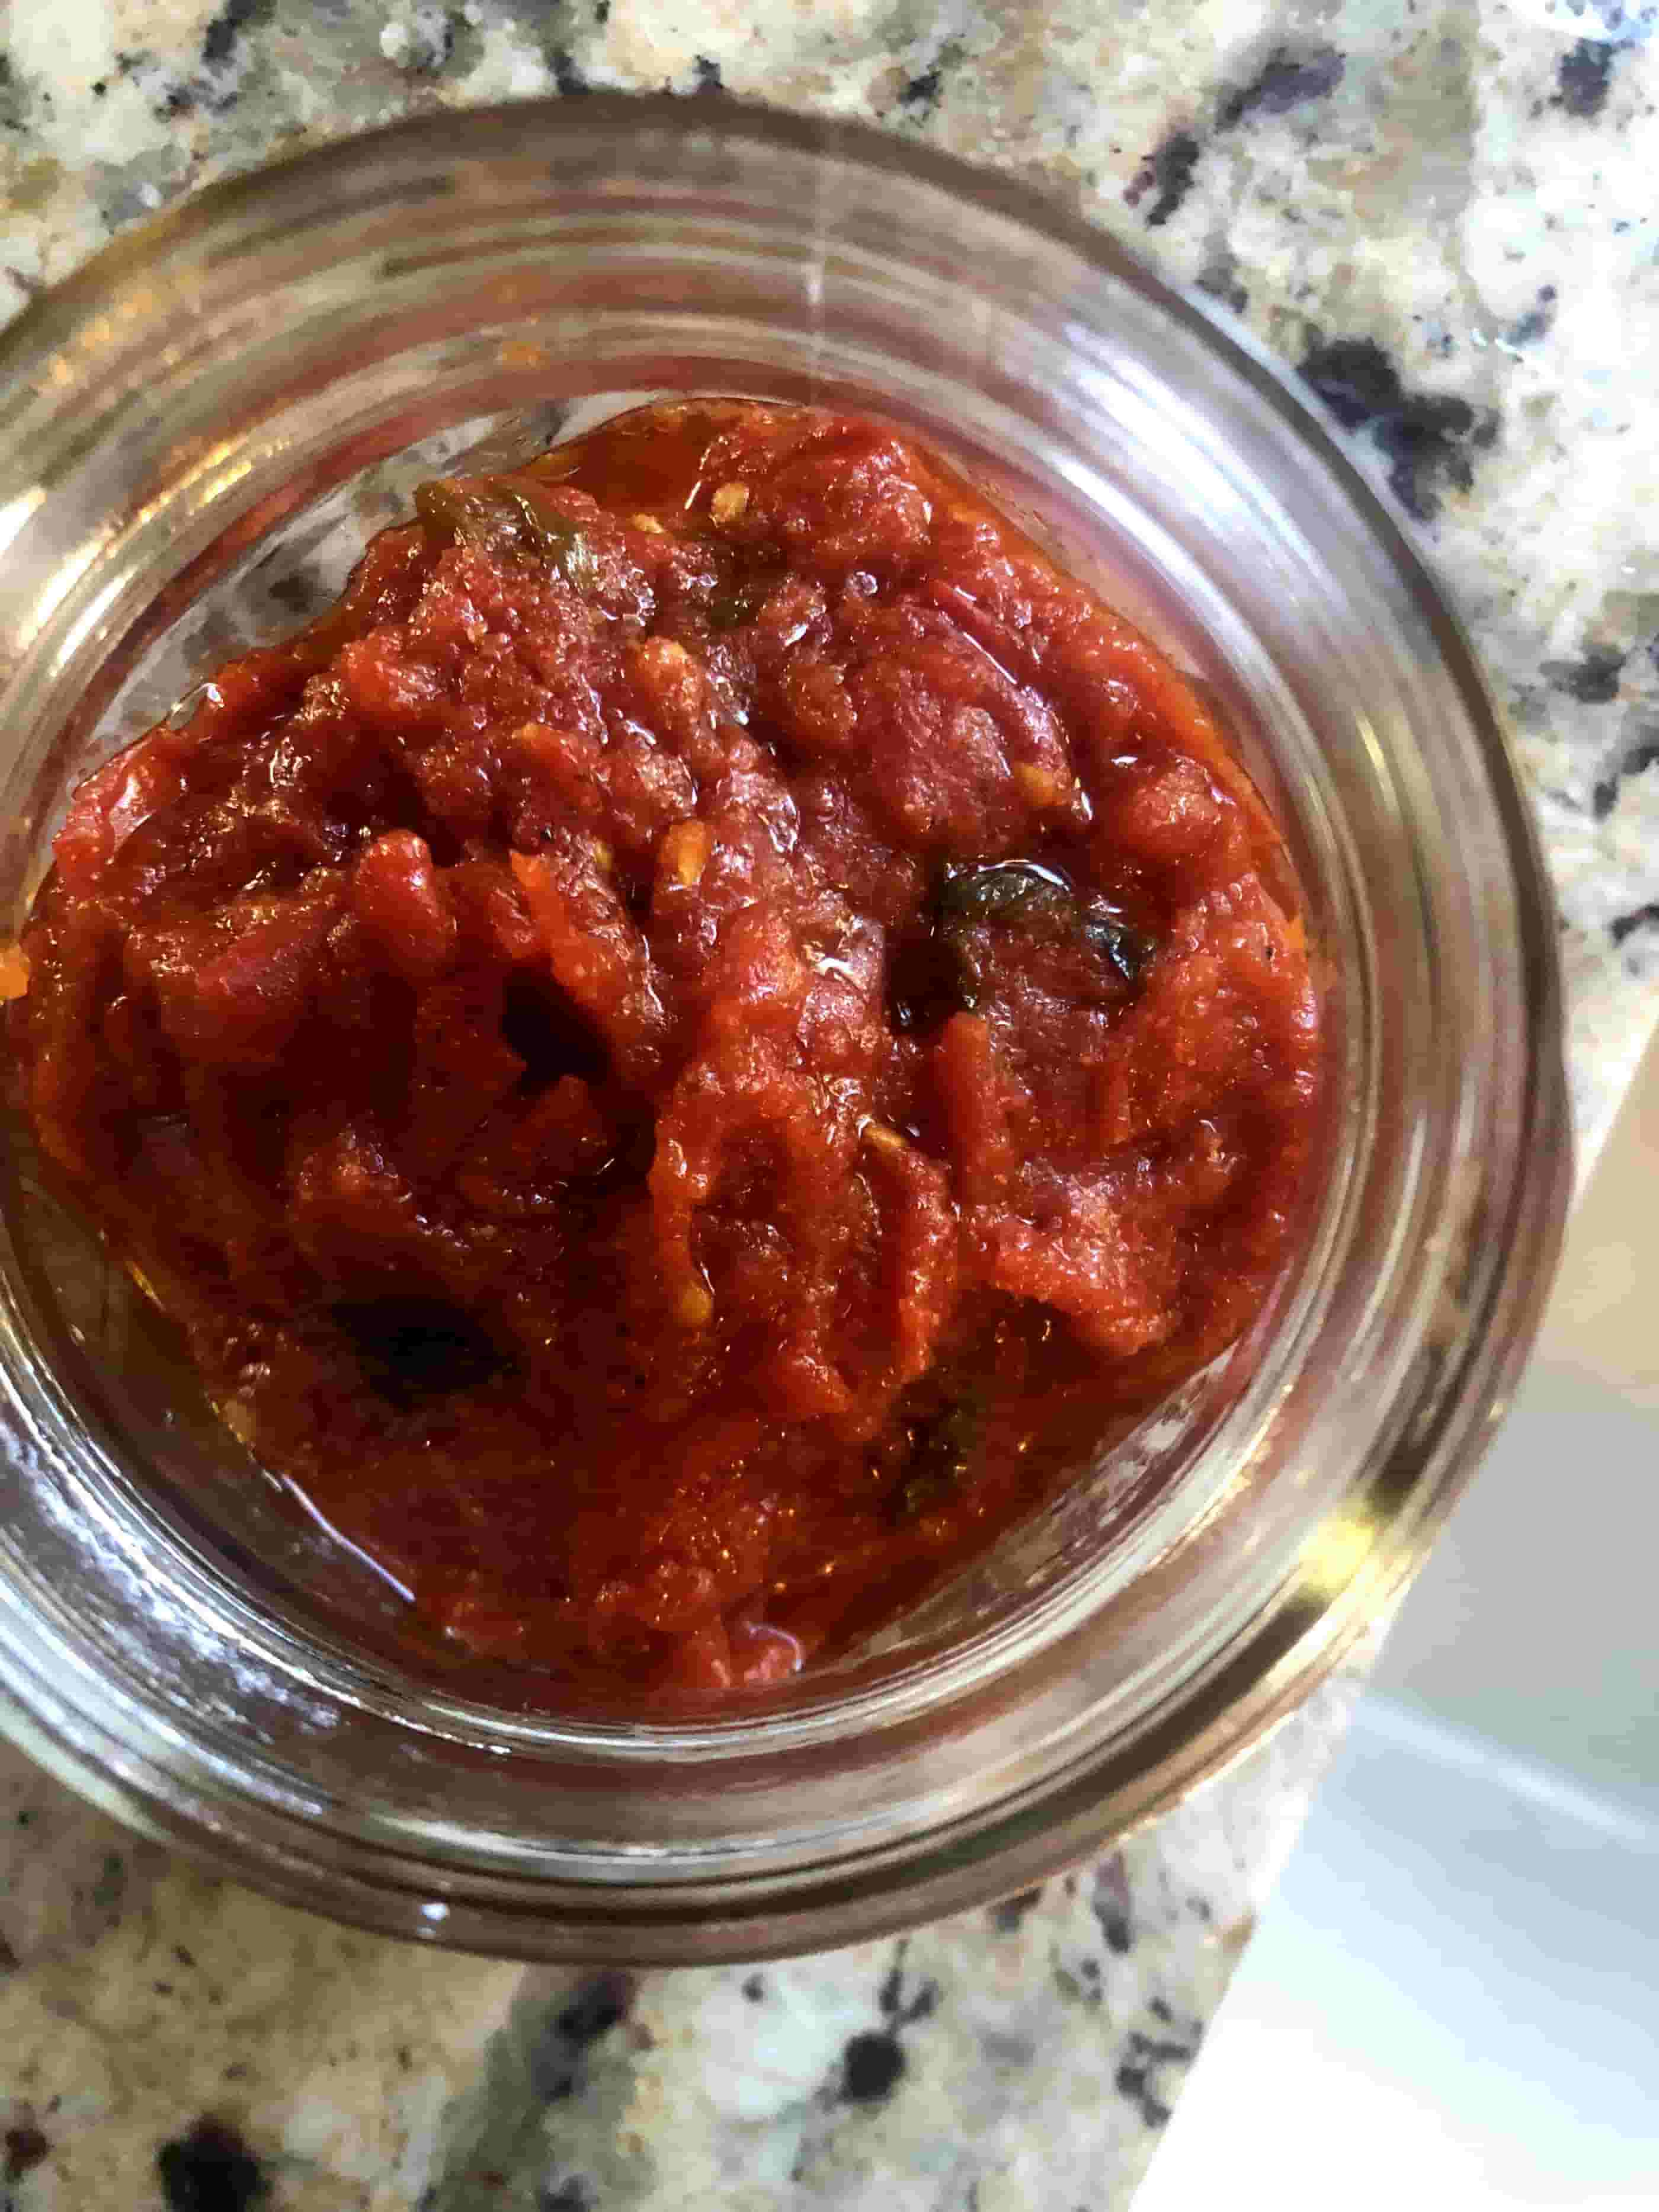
0 97 1568 1954
0 364 1359 1760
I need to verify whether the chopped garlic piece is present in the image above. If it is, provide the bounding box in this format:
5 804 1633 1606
862 1122 909 1157
661 820 713 888
1013 763 1069 809
0 943 30 1000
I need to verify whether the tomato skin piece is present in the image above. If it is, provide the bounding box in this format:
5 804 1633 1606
353 831 457 986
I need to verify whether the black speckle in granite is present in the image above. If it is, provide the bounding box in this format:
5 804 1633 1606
877 1947 906 2014
146 0 273 120
1148 1995 1173 2023
742 1973 766 2001
200 0 272 71
1052 1961 1087 2005
1555 37 1618 119
530 1971 635 2099
693 55 723 94
1299 334 1407 431
878 1951 939 2024
1299 335 1497 521
556 1970 633 2041
1612 902 1659 947
842 2029 907 2104
156 2119 265 2212
0 58 30 141
1125 130 1202 228
393 11 460 72
1113 2029 1198 2131
1507 284 1558 348
1091 1854 1133 1955
1135 2029 1199 2064
1114 2059 1171 2129
0 1931 19 1972
1593 732 1659 817
898 37 963 114
594 0 610 19
1196 244 1249 315
540 2184 593 2212
1095 1907 1132 1955
1217 43 1344 131
5 2125 50 2185
989 1883 1046 1932
552 47 591 96
1547 647 1626 704
834 1955 936 2102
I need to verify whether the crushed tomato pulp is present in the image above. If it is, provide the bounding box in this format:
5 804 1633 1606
7 401 1321 1695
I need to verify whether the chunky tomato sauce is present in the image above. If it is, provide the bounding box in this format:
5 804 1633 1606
8 401 1319 1695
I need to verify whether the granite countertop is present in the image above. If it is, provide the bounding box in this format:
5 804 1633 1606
2 4 1657 2208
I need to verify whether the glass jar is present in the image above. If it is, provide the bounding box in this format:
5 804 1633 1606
0 100 1568 1961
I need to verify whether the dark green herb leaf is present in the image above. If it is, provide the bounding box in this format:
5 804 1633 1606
706 570 779 632
415 476 598 593
1078 911 1155 988
896 1391 986 1520
930 859 1156 1003
936 859 1074 927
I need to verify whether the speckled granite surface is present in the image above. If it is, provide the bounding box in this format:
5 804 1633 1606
0 1664 1366 2211
1 3 1656 2207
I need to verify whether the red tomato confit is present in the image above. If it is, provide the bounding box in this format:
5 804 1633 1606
8 401 1320 1696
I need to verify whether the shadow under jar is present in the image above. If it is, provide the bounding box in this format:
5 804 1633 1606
0 100 1567 1963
